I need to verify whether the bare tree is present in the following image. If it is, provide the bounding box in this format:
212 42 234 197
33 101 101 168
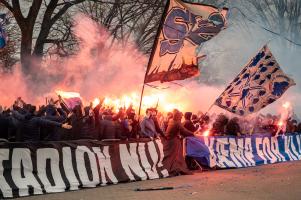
43 12 78 58
237 0 301 48
78 0 166 54
0 0 88 74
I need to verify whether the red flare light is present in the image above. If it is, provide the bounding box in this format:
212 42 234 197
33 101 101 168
56 90 81 99
282 102 291 109
92 98 100 108
203 130 210 137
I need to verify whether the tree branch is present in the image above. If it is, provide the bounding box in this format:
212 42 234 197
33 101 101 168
0 0 14 13
11 0 24 21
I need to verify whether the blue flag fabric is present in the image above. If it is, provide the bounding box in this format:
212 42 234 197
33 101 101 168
185 133 301 169
0 21 7 49
215 45 295 116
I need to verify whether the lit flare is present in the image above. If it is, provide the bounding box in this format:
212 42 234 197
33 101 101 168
203 130 210 137
92 98 100 108
56 90 81 98
282 101 291 109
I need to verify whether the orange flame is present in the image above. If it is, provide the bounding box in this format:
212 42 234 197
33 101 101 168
55 90 186 114
92 98 100 108
282 102 291 109
56 90 81 99
99 92 185 113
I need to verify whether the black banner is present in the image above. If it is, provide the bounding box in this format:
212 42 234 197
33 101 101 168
0 138 188 198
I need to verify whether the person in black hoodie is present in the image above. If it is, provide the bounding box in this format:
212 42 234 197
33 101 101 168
183 112 198 132
93 98 105 129
226 117 241 136
211 114 229 136
99 111 117 140
81 106 97 139
0 111 10 140
40 104 68 141
69 105 84 140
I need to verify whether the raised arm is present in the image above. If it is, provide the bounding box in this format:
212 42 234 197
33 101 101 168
36 117 63 128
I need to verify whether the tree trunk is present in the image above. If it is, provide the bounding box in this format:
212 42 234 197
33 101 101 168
33 25 52 57
20 27 34 75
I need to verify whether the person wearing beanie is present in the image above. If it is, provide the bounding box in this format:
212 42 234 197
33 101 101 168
165 109 196 140
183 112 198 132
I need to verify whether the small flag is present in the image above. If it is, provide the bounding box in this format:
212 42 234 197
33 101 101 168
56 91 83 110
215 45 295 116
145 0 228 83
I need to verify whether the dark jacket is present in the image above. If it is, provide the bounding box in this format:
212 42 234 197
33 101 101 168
212 115 229 135
165 120 194 140
12 111 62 142
93 104 101 128
226 118 241 136
0 114 10 139
182 120 198 132
42 109 67 141
82 115 97 139
99 115 117 140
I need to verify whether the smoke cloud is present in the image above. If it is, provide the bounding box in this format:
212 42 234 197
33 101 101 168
0 11 300 118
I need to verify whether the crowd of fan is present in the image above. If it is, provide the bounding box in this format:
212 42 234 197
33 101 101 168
209 113 301 136
0 97 300 142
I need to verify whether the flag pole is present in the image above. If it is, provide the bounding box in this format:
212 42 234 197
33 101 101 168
201 103 215 121
137 83 146 118
137 0 170 117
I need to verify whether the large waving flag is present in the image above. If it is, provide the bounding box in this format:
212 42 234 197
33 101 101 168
145 0 228 83
215 45 295 116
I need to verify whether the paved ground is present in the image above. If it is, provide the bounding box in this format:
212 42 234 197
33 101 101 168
20 161 301 200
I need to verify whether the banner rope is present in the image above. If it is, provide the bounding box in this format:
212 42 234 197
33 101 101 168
229 6 301 47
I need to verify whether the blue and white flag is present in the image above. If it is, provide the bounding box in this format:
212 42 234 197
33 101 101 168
215 45 295 116
145 0 228 83
0 14 7 49
186 133 301 169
